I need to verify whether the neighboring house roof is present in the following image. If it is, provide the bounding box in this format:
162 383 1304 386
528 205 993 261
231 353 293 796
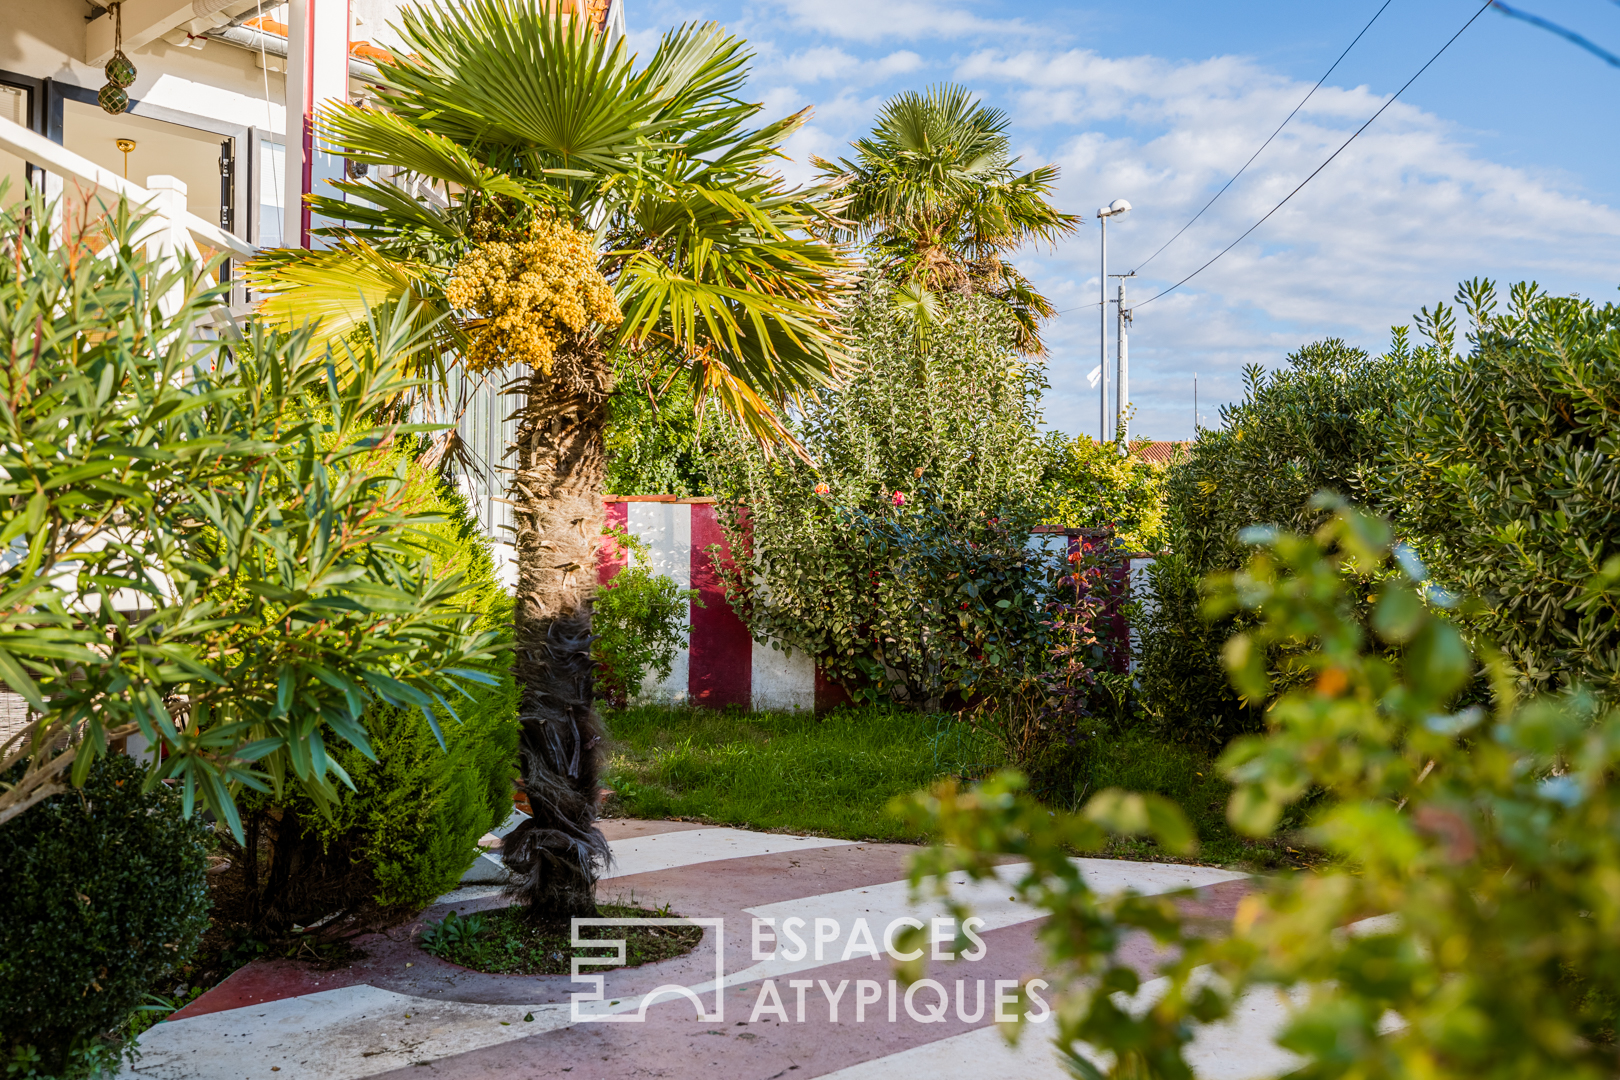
1129 440 1188 465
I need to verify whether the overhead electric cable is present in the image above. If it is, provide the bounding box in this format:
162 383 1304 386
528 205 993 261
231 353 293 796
1129 0 1396 276
1133 0 1494 311
1489 0 1620 68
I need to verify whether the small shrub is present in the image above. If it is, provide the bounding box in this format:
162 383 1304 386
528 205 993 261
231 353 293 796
593 526 699 703
420 909 487 952
0 754 210 1077
962 533 1124 802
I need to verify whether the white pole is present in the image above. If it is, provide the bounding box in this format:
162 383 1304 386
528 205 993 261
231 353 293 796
1116 279 1127 450
1099 213 1108 443
285 0 350 249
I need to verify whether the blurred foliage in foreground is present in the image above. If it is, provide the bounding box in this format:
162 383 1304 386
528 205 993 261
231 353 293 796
903 498 1620 1079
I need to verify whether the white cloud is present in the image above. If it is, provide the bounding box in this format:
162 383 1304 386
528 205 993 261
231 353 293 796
765 0 1036 43
951 46 1620 438
777 46 924 84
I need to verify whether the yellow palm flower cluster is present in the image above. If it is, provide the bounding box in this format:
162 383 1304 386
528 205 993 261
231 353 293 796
446 218 622 373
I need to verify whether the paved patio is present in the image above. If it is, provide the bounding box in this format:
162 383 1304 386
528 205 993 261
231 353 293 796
120 820 1295 1080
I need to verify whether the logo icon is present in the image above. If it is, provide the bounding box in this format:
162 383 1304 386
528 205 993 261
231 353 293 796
570 918 725 1023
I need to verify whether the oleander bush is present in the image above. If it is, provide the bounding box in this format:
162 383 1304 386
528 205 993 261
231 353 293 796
1379 278 1620 700
0 191 503 835
229 451 519 934
0 754 210 1078
1136 338 1420 743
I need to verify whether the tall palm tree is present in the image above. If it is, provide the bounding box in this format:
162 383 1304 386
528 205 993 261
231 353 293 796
815 84 1078 354
248 1 849 919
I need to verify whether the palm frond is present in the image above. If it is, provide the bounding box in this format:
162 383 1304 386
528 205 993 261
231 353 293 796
246 240 463 377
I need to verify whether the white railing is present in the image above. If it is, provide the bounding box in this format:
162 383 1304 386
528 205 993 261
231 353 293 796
0 112 254 263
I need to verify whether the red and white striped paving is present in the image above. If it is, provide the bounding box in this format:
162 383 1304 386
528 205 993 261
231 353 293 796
119 820 1300 1080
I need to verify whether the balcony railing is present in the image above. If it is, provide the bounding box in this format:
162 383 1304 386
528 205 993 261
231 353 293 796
0 112 255 267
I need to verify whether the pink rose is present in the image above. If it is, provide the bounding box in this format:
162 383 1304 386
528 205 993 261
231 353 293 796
891 491 906 506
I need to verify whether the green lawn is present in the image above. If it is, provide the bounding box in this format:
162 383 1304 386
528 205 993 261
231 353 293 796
602 704 1303 870
603 703 998 842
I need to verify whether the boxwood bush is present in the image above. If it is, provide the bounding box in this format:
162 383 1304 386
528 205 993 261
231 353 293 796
0 753 209 1078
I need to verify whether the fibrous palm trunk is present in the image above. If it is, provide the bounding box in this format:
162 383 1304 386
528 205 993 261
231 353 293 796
499 335 614 920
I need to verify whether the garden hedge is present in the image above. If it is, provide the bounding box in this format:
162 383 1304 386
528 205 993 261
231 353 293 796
1380 281 1620 698
0 753 210 1078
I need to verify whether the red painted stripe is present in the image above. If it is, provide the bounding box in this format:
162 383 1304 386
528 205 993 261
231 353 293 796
598 500 628 587
814 665 853 714
688 503 752 709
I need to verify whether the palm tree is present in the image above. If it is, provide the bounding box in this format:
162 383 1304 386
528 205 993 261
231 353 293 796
814 84 1078 355
248 1 849 919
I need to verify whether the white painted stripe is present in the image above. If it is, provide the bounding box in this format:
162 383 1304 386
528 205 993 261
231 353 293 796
817 1021 1072 1080
749 637 815 711
627 502 691 704
600 827 857 880
120 986 572 1080
727 859 1247 984
815 983 1302 1080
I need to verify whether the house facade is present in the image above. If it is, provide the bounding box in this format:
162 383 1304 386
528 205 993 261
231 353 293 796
0 0 624 586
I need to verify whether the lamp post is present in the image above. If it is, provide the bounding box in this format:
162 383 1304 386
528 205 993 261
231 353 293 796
1096 198 1131 442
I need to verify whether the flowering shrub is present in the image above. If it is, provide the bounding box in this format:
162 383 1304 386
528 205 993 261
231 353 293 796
706 280 1053 704
961 531 1125 801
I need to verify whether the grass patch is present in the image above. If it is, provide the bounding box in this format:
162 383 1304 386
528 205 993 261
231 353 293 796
604 703 1310 871
603 703 991 842
418 904 702 975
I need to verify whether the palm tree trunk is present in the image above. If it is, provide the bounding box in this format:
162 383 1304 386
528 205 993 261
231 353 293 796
499 335 614 921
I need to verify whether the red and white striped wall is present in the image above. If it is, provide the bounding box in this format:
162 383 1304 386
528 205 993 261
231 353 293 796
596 504 1160 712
600 498 851 713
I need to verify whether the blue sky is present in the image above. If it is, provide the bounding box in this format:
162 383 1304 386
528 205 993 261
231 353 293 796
625 0 1620 440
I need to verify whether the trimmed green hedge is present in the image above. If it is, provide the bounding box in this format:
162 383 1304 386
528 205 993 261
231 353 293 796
0 754 210 1078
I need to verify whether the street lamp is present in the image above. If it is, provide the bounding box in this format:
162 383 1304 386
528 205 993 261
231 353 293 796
1097 198 1131 443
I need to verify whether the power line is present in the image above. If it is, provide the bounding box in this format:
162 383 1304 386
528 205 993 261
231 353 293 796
1489 0 1620 68
1134 0 1495 311
1130 0 1396 277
